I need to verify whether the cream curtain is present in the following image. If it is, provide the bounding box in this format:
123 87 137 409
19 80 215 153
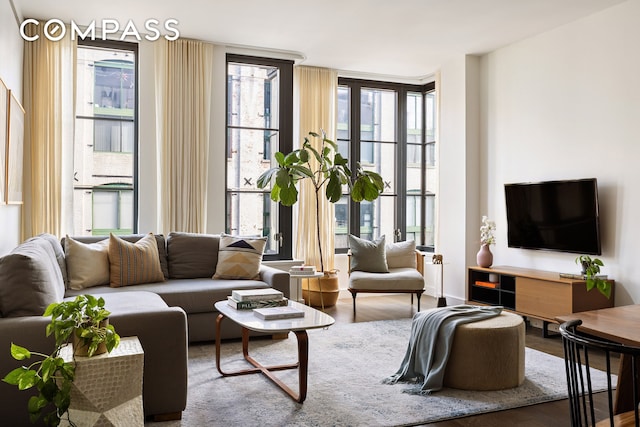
22 23 76 239
294 66 337 271
155 39 213 234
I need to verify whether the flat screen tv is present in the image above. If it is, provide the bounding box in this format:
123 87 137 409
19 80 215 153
504 178 601 255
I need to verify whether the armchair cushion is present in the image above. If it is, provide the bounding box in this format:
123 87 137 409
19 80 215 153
349 268 424 291
349 234 388 273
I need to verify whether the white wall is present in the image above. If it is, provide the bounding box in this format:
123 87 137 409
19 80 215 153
478 0 640 305
437 55 479 304
0 0 23 255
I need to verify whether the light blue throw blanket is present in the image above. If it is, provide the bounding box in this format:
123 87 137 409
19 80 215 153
383 305 503 394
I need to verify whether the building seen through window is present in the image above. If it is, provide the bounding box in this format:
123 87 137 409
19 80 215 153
72 42 137 236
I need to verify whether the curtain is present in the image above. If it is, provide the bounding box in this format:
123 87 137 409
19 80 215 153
22 23 76 239
294 66 337 271
155 38 213 235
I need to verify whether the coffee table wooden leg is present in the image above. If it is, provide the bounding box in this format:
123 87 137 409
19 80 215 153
215 314 310 403
295 330 308 403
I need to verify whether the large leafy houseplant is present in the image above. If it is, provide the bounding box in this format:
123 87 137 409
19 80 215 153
3 295 120 426
576 255 612 299
257 130 384 272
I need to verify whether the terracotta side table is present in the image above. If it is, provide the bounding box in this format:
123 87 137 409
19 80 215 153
61 336 144 427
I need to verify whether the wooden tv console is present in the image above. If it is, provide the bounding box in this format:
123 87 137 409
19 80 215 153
467 265 615 337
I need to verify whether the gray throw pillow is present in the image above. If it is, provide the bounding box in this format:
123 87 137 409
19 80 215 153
349 234 389 273
0 238 65 317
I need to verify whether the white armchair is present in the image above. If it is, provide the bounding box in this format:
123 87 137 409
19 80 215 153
347 236 425 316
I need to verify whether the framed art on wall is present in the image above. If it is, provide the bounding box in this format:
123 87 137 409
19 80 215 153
0 79 7 205
6 89 24 204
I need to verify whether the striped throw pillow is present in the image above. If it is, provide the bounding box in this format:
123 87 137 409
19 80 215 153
108 233 165 287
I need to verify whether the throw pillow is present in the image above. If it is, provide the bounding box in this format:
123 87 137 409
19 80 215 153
108 233 165 287
65 236 110 290
386 240 417 269
213 233 267 280
0 238 65 317
348 234 389 273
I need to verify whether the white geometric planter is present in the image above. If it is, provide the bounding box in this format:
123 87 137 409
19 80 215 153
60 336 144 427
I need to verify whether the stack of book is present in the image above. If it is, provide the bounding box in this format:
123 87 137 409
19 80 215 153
253 306 305 320
227 288 288 310
289 265 317 275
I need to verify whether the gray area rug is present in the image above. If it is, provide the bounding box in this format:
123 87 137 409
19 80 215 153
151 318 612 427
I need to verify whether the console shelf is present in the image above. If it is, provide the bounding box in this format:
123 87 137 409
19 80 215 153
468 265 615 336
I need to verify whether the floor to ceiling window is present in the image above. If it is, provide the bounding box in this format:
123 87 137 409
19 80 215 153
336 78 436 252
73 40 137 236
225 54 293 260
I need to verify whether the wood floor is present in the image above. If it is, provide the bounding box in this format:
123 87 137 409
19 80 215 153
320 293 617 427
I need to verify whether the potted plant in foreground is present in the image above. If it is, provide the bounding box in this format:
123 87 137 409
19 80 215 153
3 295 120 426
257 130 384 306
576 255 612 299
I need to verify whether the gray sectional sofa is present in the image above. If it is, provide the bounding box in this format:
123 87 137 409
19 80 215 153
0 232 290 425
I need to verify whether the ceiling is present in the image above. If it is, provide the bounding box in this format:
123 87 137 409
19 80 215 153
13 0 627 80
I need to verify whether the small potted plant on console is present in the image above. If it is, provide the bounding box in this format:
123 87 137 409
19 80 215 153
576 255 612 299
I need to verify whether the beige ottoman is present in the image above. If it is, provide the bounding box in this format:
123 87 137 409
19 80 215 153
443 310 525 391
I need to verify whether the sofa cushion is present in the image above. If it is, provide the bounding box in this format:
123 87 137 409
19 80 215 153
213 234 267 280
349 234 388 273
0 237 65 317
65 278 271 315
167 232 219 279
63 234 169 280
108 233 165 287
386 240 417 269
65 236 110 290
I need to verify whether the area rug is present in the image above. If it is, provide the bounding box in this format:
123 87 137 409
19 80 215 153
151 318 612 427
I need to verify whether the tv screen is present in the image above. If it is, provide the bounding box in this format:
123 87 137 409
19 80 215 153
504 178 601 255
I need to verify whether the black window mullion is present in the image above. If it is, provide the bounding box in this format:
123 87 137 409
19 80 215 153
276 57 293 260
349 83 361 238
396 88 407 243
420 91 427 249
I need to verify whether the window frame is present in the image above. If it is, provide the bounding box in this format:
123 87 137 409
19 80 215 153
75 39 139 235
225 54 294 261
337 78 436 252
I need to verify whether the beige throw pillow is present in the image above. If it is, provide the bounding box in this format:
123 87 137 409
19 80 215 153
386 240 417 269
213 233 267 280
65 236 110 290
108 233 165 287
